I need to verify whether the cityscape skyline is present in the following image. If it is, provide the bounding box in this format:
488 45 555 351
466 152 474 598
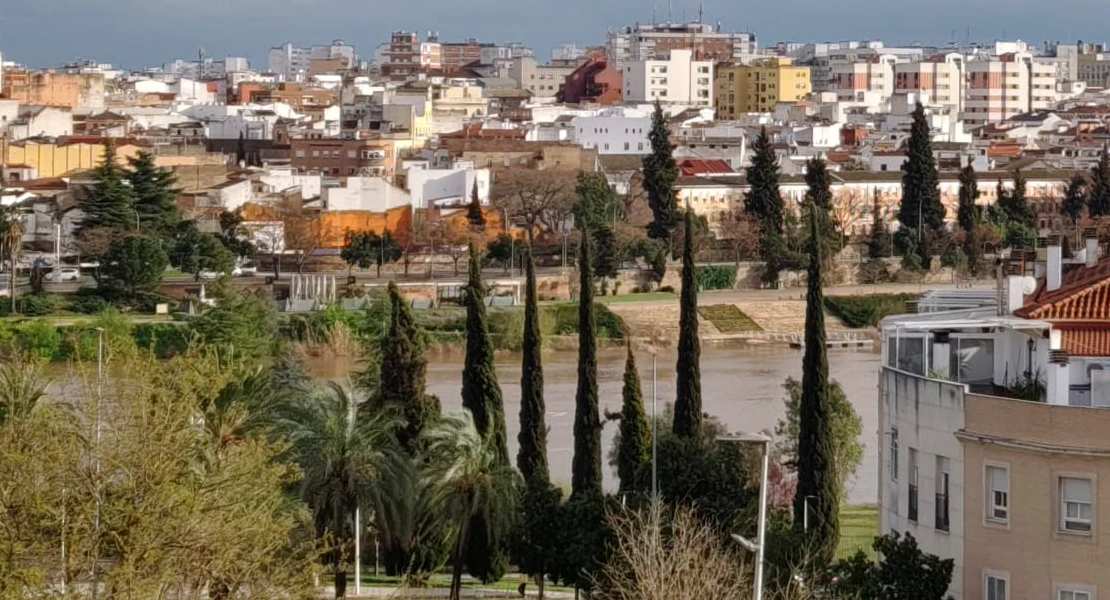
4 0 1110 69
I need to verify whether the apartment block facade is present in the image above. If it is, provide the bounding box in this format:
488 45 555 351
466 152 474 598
268 41 356 82
605 21 757 67
507 57 581 99
622 49 714 107
964 53 1057 126
894 53 966 113
830 54 897 108
290 138 397 179
715 58 811 117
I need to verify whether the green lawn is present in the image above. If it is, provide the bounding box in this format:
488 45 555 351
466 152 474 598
595 292 675 304
837 504 879 560
697 304 763 333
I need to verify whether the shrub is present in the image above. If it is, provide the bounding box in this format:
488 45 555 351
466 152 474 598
17 320 62 361
544 303 625 340
68 293 113 315
940 246 968 271
18 294 64 316
695 265 738 291
487 308 525 351
859 258 891 284
658 286 675 293
824 294 917 329
133 324 192 358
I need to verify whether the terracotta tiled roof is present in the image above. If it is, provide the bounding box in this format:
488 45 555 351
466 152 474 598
1057 326 1110 357
677 159 734 176
1015 255 1110 320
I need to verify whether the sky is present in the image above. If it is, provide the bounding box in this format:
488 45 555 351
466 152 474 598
3 0 1110 69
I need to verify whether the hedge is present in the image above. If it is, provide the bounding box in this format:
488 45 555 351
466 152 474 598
696 265 738 291
823 294 918 329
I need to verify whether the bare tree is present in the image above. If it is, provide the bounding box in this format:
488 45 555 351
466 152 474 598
278 201 337 273
716 211 760 264
490 169 577 243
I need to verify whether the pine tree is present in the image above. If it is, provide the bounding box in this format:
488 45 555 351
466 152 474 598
956 159 980 233
1061 174 1087 226
615 341 650 495
1089 146 1110 217
77 141 136 234
127 150 181 238
899 103 945 235
999 169 1034 228
571 228 602 498
517 243 548 481
794 200 840 566
377 281 440 452
745 126 787 285
673 209 702 438
467 180 487 230
642 101 680 241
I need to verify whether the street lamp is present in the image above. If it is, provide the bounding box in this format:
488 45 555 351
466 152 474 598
92 327 104 600
718 431 771 600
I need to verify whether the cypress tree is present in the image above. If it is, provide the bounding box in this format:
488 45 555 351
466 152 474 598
467 180 487 230
236 131 247 166
956 158 980 233
999 169 1034 228
1091 145 1110 217
642 101 680 241
517 243 548 481
673 209 702 438
462 242 510 462
77 141 136 234
377 281 440 452
745 126 787 285
127 150 181 238
899 103 945 234
615 341 650 495
793 200 840 566
1061 174 1087 226
571 228 602 498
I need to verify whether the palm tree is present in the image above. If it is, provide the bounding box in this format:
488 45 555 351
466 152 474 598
0 360 48 425
0 205 25 314
423 411 517 600
279 382 407 598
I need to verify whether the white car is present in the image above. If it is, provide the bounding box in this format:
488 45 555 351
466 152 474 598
45 268 81 282
232 264 258 277
198 270 224 280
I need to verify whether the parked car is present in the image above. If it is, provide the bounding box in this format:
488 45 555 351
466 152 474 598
45 268 80 282
232 262 258 277
197 270 224 280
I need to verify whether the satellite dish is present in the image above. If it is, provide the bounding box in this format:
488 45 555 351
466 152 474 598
1022 276 1037 296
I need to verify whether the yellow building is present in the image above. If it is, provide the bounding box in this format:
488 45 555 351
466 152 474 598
3 138 146 178
715 58 811 118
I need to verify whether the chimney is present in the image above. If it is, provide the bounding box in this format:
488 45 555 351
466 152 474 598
1085 229 1099 268
1047 243 1062 292
1007 274 1026 314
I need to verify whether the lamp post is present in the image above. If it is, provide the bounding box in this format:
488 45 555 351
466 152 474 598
92 327 104 600
718 432 771 600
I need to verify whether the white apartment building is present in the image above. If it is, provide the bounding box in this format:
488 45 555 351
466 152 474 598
269 40 356 82
404 165 490 208
622 49 714 107
964 52 1056 126
506 56 580 99
830 54 898 111
894 53 966 114
605 21 757 68
571 113 652 154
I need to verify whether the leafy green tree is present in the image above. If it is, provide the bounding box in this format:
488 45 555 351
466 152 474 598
170 221 235 281
673 210 702 438
628 237 668 284
774 377 863 500
574 171 623 230
126 150 180 237
551 492 613 592
592 224 621 281
572 228 602 498
827 532 955 600
998 169 1035 228
467 180 487 230
486 234 514 272
460 243 513 583
424 411 517 600
76 141 136 234
189 287 279 360
956 159 980 233
514 476 563 598
642 102 680 241
608 342 650 495
342 229 377 275
517 243 547 481
280 383 405 598
794 201 840 566
101 234 169 299
1090 145 1110 217
898 103 945 262
867 202 893 259
745 126 787 285
218 210 256 258
1061 174 1087 227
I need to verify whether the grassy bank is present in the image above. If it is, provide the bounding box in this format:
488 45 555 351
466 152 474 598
837 504 879 560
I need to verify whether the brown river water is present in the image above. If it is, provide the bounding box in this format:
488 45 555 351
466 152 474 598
307 344 881 505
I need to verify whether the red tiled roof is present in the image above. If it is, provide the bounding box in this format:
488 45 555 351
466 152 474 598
677 159 734 176
1015 255 1110 321
1057 326 1110 357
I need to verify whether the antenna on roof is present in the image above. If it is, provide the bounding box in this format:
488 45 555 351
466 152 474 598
698 3 704 24
668 0 673 22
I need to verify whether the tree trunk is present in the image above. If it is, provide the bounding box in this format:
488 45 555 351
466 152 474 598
453 257 461 276
538 574 545 600
376 262 382 278
450 514 471 600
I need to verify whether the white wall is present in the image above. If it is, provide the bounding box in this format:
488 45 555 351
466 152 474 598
213 180 254 212
622 49 714 106
405 167 490 208
572 115 651 154
10 107 74 140
0 100 21 132
323 177 411 212
260 168 323 200
878 366 966 599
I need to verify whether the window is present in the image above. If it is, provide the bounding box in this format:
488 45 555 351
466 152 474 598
889 429 899 482
1060 477 1093 533
311 150 320 157
985 574 1007 600
638 142 644 151
347 150 356 158
908 448 919 522
624 142 630 151
986 466 1009 523
935 456 950 532
295 150 305 158
1059 590 1092 600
